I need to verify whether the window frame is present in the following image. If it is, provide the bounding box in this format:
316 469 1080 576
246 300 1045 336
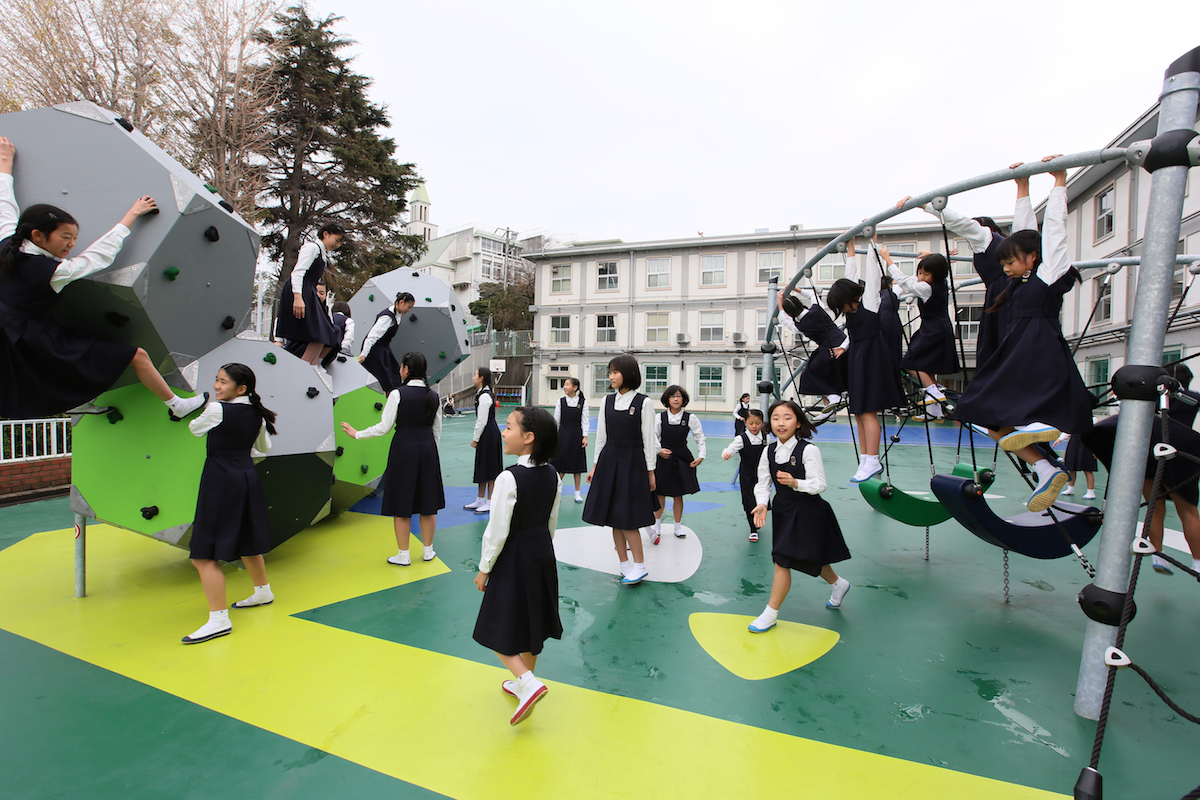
1094 184 1116 243
596 313 617 344
699 310 725 343
700 253 726 287
596 260 619 291
887 243 918 276
549 315 570 344
757 250 784 284
645 311 669 343
696 364 725 400
816 251 845 282
593 363 611 397
550 264 571 293
644 364 669 397
646 257 671 289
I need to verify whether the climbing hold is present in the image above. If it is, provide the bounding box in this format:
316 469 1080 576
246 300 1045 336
218 200 233 213
374 402 383 411
306 387 320 398
163 266 180 281
140 505 159 520
221 316 236 330
439 351 446 358
204 183 218 193
335 446 345 457
204 226 220 242
451 304 456 311
411 271 420 277
263 352 276 364
409 314 418 322
368 294 374 301
360 464 369 474
115 117 134 132
425 297 432 302
105 311 130 328
106 408 123 424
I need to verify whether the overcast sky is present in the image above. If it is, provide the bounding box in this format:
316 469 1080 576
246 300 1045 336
306 0 1197 243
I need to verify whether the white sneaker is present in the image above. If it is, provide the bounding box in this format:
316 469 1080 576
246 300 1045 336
826 577 851 609
169 392 209 421
851 457 883 483
1000 422 1061 452
574 492 584 503
1152 554 1173 575
1027 468 1068 513
812 409 834 423
501 680 518 697
475 500 491 514
648 525 660 545
463 497 483 510
748 609 777 633
182 615 232 644
967 423 992 437
928 403 944 419
920 386 946 406
1061 485 1074 496
423 546 436 562
673 523 685 538
621 563 649 585
387 551 412 566
1083 490 1096 500
232 587 274 608
510 677 548 725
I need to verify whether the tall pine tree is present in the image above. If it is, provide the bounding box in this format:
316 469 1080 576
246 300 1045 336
258 5 424 295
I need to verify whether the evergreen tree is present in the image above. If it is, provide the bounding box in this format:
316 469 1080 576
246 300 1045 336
258 4 424 292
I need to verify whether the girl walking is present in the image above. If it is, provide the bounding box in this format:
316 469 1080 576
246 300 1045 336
552 378 589 503
650 385 706 543
182 363 277 644
466 366 505 513
473 406 563 725
722 408 768 542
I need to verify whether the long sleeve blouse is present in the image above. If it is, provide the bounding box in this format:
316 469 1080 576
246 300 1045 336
288 240 330 291
1036 186 1072 286
722 428 767 458
553 394 590 432
359 313 395 357
353 381 442 443
593 389 658 470
923 195 1038 253
654 409 706 459
472 391 494 442
188 396 273 455
477 454 562 574
753 435 826 506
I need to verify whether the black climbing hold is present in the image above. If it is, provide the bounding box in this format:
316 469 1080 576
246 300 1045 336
140 505 159 520
375 402 384 411
105 311 130 328
263 352 277 364
336 355 347 363
221 316 236 330
335 446 345 457
451 304 456 311
409 314 417 322
163 266 180 281
115 117 134 132
204 226 220 242
306 387 320 398
106 409 123 424
411 271 420 277
218 200 234 213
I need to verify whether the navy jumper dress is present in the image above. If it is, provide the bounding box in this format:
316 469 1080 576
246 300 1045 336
900 280 959 376
795 306 849 398
553 397 588 474
844 307 906 415
275 245 338 347
190 403 272 561
973 235 1012 369
767 440 850 576
737 432 767 528
655 411 701 497
582 393 658 530
878 286 904 367
380 385 446 518
361 308 402 394
472 388 505 484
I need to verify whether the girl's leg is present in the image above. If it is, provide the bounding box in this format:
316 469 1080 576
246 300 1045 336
672 496 684 524
988 428 1059 469
767 564 792 611
486 480 495 500
301 341 323 365
191 559 227 612
574 474 581 491
231 554 273 607
612 528 630 564
132 348 175 401
654 495 666 522
1068 471 1077 487
1086 471 1096 491
621 529 645 564
242 554 268 586
394 516 412 550
418 514 436 548
855 412 881 456
1171 495 1200 565
476 483 486 500
819 564 840 585
521 652 538 672
916 370 936 389
497 652 532 679
319 345 333 360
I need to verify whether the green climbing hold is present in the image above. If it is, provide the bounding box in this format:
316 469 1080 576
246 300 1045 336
203 183 217 193
425 297 432 302
360 464 369 474
106 409 123 424
263 352 277 364
369 294 375 301
163 266 180 281
439 351 446 358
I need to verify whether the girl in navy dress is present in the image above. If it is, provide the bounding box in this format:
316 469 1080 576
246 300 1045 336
182 363 277 644
473 406 562 726
0 137 207 420
900 166 1040 370
827 237 907 483
552 378 589 503
358 292 414 393
886 250 959 415
780 289 848 419
732 393 751 436
321 300 355 368
877 273 904 368
722 408 768 542
341 351 445 566
748 400 851 633
954 158 1092 513
583 354 658 586
467 366 505 513
1058 431 1097 500
650 385 706 543
276 223 345 366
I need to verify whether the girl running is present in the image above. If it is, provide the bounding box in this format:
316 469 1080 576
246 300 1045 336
650 384 706 543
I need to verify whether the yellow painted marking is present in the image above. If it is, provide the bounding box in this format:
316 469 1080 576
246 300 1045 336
689 612 840 680
0 514 1066 800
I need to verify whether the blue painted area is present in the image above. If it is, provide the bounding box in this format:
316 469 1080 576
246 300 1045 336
569 414 972 446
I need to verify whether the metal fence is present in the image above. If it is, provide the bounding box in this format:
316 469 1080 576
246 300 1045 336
1 418 72 463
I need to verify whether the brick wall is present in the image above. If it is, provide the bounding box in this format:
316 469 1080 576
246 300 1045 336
0 457 72 498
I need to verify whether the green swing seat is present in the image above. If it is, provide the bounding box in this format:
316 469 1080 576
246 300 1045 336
858 463 995 527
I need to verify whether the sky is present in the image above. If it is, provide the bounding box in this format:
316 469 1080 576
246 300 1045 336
306 0 1198 244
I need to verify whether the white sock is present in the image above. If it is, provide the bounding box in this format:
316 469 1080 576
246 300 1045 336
210 609 229 623
653 519 661 533
397 549 409 559
516 670 535 690
1032 459 1056 480
759 605 779 623
423 545 434 558
255 583 271 594
164 395 186 412
619 560 630 575
1193 558 1200 574
825 394 840 405
633 561 645 571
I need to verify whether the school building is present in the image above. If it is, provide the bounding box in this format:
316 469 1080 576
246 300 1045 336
523 220 1011 412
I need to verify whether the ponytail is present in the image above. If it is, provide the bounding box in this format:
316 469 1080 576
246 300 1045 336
1 204 78 281
400 351 438 417
218 362 277 435
249 390 278 436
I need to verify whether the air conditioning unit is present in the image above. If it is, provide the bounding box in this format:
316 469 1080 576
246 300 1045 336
731 331 747 344
675 332 691 346
731 357 747 369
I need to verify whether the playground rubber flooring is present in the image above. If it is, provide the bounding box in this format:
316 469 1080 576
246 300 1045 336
0 414 1196 799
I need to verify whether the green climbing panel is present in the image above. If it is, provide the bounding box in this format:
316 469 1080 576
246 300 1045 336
858 462 995 528
331 385 394 515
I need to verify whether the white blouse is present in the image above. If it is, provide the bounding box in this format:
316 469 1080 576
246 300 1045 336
478 454 562 574
924 195 1039 254
654 409 706 460
593 389 658 471
359 312 396 357
472 390 495 443
353 381 443 444
553 393 590 432
753 435 826 506
722 428 767 458
188 396 272 455
289 239 331 291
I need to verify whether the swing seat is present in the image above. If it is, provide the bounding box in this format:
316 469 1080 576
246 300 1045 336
858 463 995 528
929 474 1103 559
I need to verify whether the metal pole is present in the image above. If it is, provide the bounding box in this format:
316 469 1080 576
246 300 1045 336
762 276 778 418
74 512 86 598
1074 53 1200 720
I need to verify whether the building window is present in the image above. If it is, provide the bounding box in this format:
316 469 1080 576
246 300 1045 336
548 364 571 391
551 264 571 293
644 364 669 396
700 254 726 286
593 363 611 397
480 258 503 281
953 239 974 276
757 309 770 342
596 314 617 344
754 365 782 392
550 315 570 344
1095 185 1115 241
758 250 784 283
697 365 724 399
646 312 669 343
1173 239 1187 300
1094 276 1112 323
1087 357 1110 392
646 257 670 288
597 261 619 291
817 252 845 282
887 243 918 275
699 310 724 342
956 304 984 341
1163 346 1184 366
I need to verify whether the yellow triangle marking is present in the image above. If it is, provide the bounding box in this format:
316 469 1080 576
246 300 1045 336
689 612 840 680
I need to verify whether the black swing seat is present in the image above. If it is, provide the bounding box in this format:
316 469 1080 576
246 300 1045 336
930 474 1103 559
